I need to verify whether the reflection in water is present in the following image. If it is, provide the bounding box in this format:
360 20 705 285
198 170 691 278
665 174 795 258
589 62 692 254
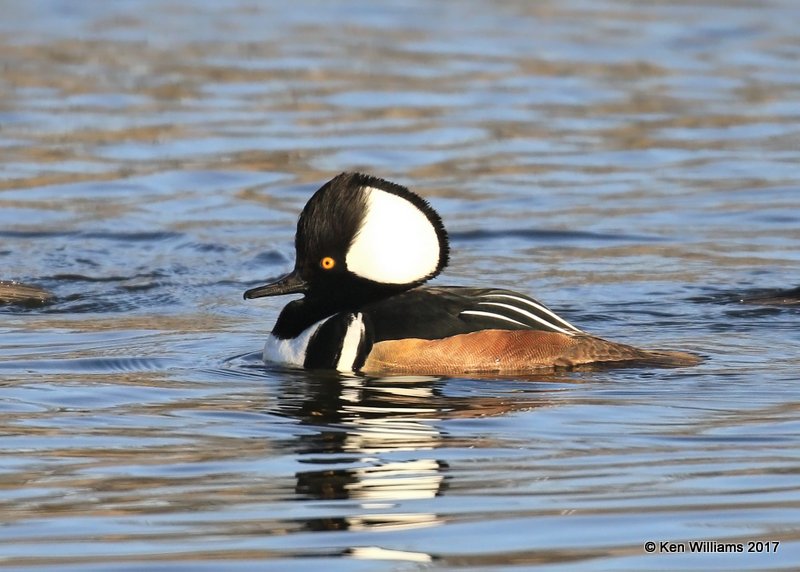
277 372 556 543
280 374 448 536
346 545 433 564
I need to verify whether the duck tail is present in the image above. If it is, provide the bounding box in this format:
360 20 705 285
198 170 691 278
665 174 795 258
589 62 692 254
564 335 702 368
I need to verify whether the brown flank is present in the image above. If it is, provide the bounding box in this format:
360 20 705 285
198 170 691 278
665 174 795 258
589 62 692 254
361 329 700 375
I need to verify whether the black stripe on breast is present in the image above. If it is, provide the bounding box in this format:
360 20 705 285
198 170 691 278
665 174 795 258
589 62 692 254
303 312 373 371
352 315 373 371
304 319 340 370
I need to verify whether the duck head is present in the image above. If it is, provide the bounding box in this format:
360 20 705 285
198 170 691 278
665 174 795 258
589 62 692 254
244 172 449 306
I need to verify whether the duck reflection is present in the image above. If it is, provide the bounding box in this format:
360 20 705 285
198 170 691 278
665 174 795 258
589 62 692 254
281 374 446 521
275 370 557 534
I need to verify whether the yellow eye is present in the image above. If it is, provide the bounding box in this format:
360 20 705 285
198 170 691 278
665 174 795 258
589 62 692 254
320 256 336 270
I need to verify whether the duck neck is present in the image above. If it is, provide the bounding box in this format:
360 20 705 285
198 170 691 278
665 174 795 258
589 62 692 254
271 282 408 339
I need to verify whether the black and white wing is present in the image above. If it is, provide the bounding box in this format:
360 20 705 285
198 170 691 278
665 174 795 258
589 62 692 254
362 286 583 343
457 288 583 335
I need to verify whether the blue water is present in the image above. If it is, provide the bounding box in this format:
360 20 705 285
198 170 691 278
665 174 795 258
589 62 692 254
1 0 799 570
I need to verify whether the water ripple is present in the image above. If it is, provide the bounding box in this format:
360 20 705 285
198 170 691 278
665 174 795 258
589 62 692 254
2 0 800 569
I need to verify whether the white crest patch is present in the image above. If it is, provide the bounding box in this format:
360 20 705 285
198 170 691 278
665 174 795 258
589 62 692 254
263 318 327 367
345 187 441 284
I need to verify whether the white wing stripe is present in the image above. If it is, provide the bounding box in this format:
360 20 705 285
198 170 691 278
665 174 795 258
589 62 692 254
477 301 574 335
460 310 528 328
480 293 581 332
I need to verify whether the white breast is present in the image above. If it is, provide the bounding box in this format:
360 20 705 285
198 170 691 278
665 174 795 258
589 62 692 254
263 318 326 368
263 313 367 372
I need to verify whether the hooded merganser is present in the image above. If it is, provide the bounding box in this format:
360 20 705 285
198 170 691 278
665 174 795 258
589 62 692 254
244 172 699 375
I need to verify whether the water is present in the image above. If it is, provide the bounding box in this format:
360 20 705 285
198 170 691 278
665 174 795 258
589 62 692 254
2 0 799 569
